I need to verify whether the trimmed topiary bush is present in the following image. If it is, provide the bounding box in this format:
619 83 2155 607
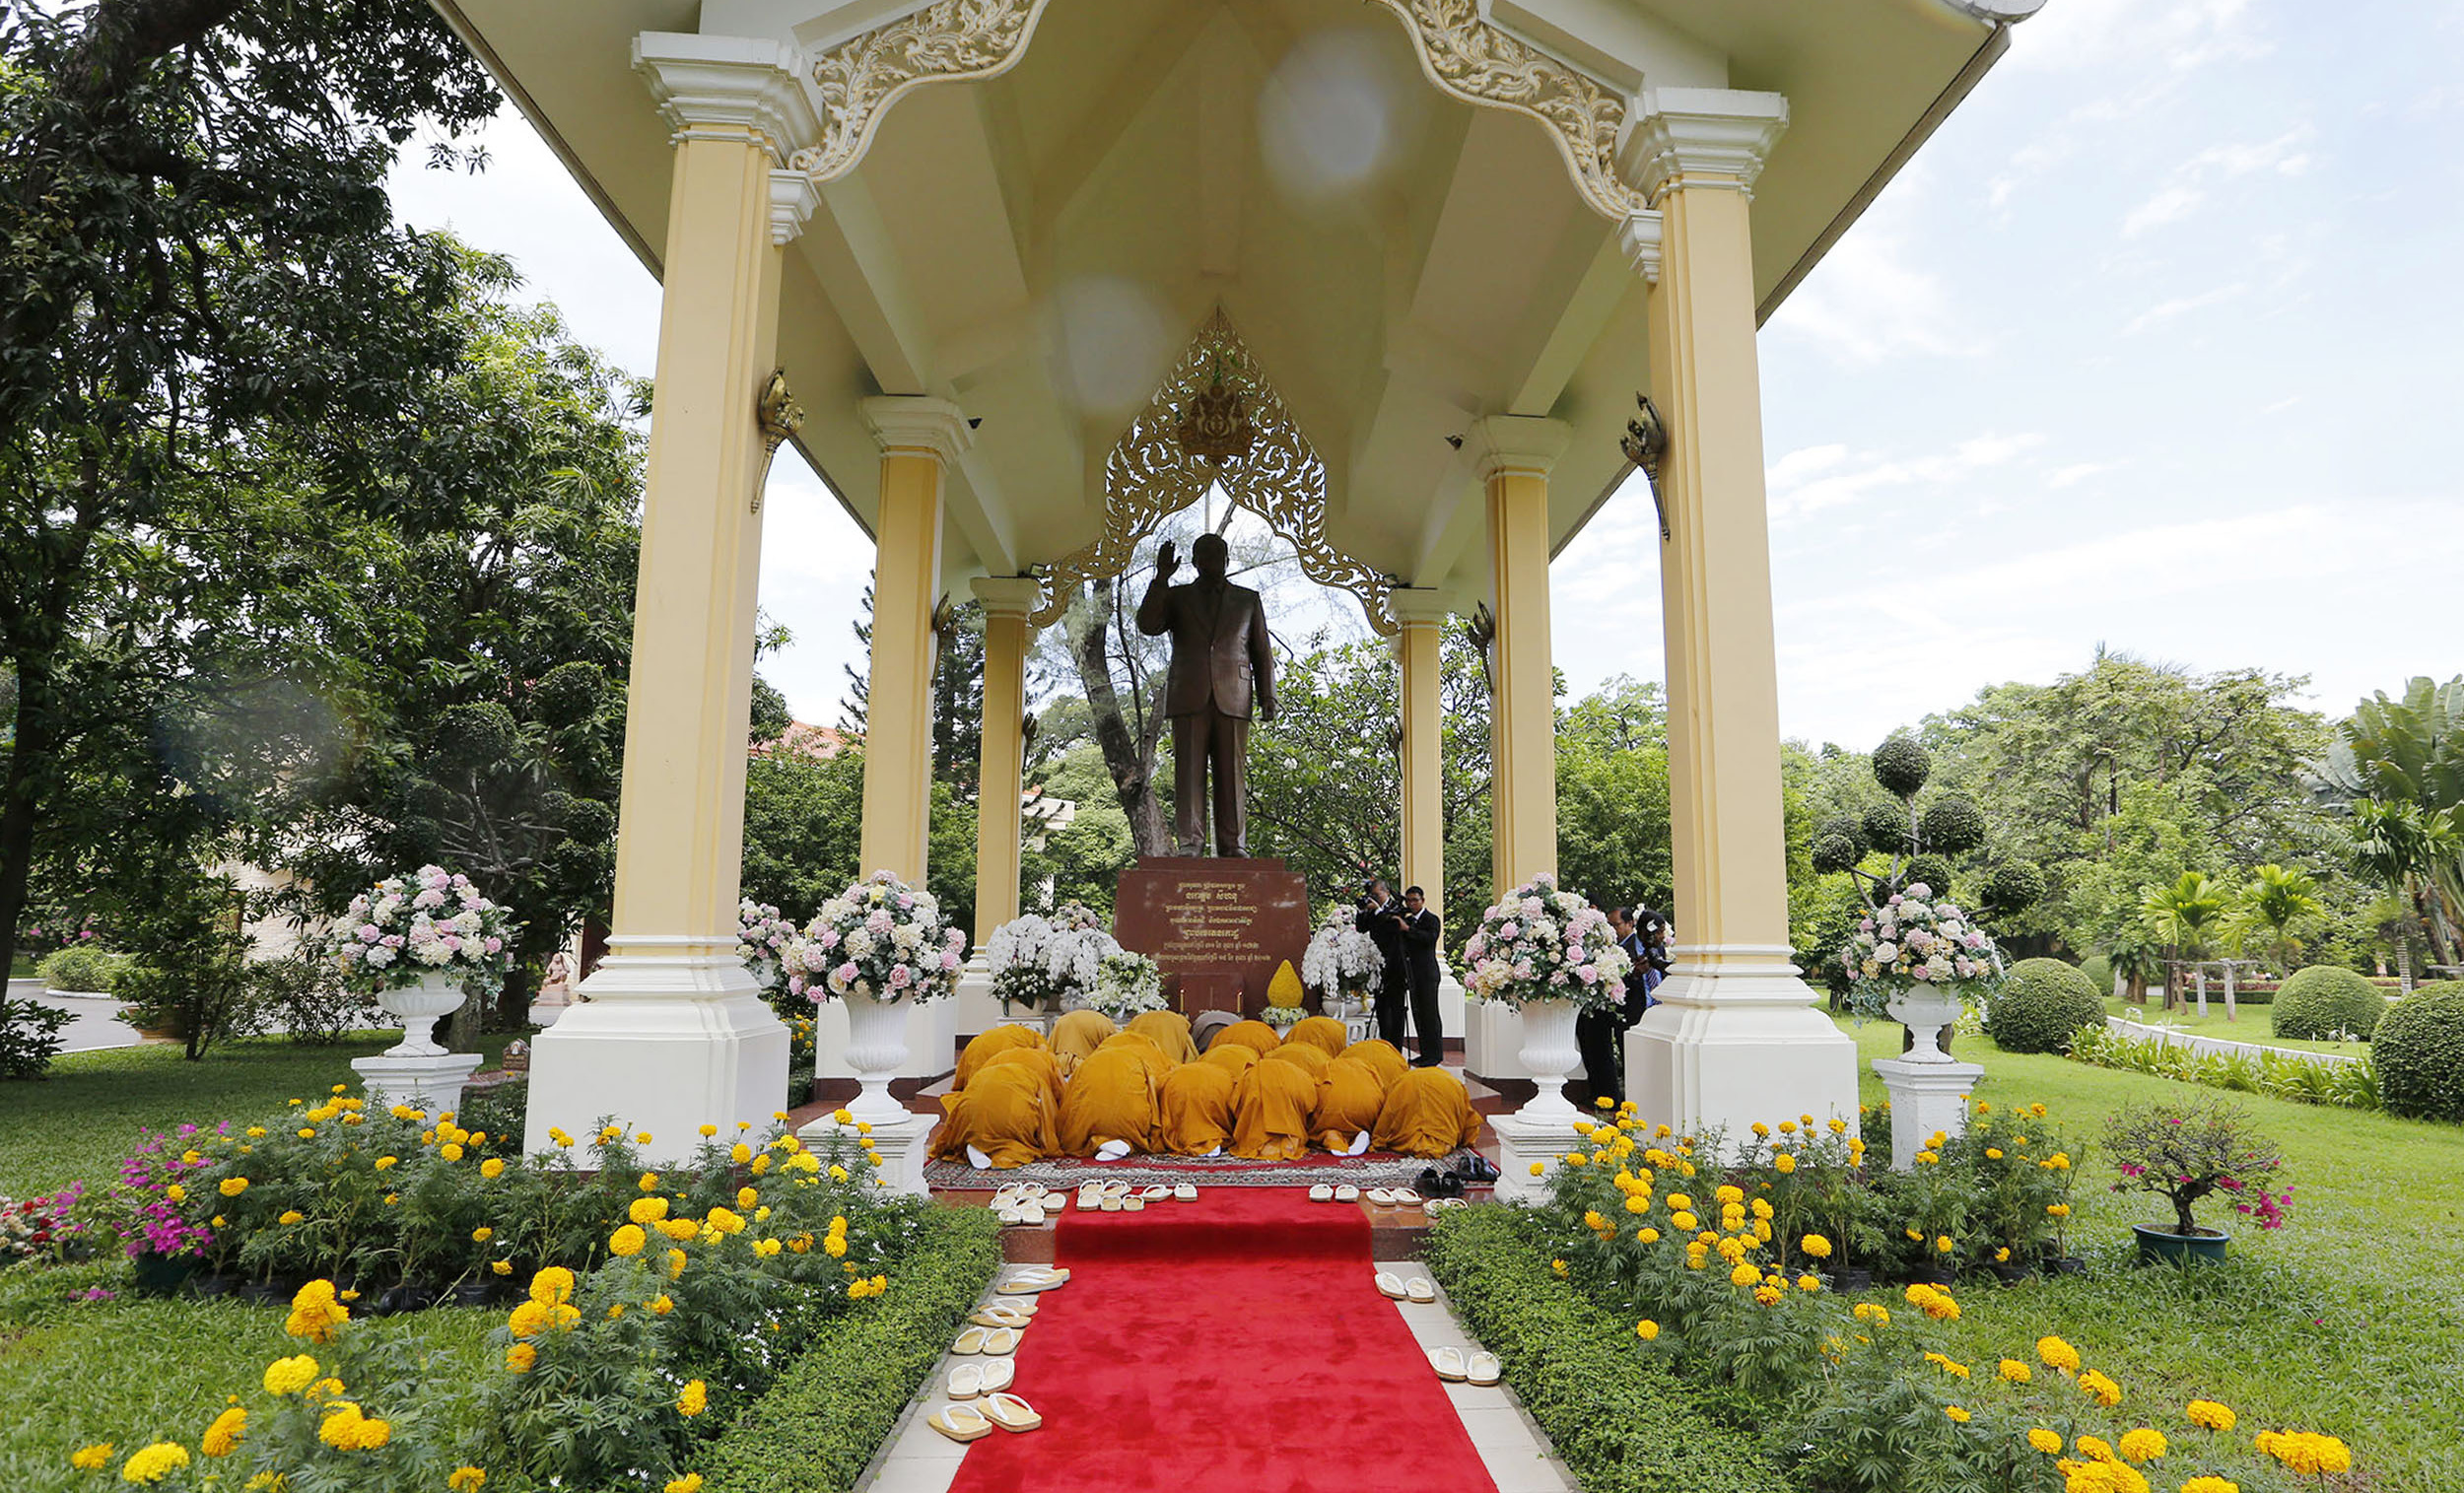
2371 985 2464 1123
35 944 126 994
2273 965 2388 1042
1873 735 1931 797
1984 958 2106 1054
2079 955 2113 996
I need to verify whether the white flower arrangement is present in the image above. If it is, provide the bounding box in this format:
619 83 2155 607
737 899 798 998
1088 950 1164 1022
985 902 1117 1012
1461 873 1629 1013
1261 1003 1307 1033
782 869 968 1005
1838 883 2003 1017
326 865 516 993
1300 908 1384 1003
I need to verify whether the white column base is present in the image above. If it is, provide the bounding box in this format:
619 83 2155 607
1465 998 1529 1080
953 954 1000 1040
1490 1110 1585 1203
815 992 958 1082
797 1109 934 1197
1627 946 1859 1147
352 1052 483 1116
1439 969 1467 1041
1870 1055 1983 1171
521 942 789 1165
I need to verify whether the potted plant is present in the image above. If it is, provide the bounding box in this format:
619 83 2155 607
1461 873 1630 1120
782 869 967 1120
2105 1096 2289 1264
324 865 516 1055
1088 950 1164 1023
1838 884 2002 1062
1300 907 1383 1018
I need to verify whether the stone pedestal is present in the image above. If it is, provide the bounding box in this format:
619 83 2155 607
353 1052 484 1116
953 952 1000 1039
1466 998 1529 1081
1870 1054 1982 1171
1490 1110 1584 1204
1114 857 1311 1016
797 1109 933 1197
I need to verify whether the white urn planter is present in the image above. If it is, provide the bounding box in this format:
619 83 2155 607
377 971 470 1057
840 990 917 1123
1884 983 1964 1063
1515 996 1582 1120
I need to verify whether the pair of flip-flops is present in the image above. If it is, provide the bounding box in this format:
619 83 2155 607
1428 1347 1502 1385
992 1266 1070 1296
1374 1271 1439 1303
1307 1184 1360 1202
928 1392 1043 1441
946 1358 1016 1398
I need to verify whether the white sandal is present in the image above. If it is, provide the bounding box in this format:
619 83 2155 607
952 1326 992 1355
1466 1351 1501 1387
979 1357 1015 1393
982 1391 1044 1432
1375 1271 1408 1300
1428 1346 1467 1381
1124 1196 1145 1212
928 1404 994 1443
1404 1277 1438 1304
948 1362 986 1399
1366 1188 1397 1207
977 1326 1020 1356
1309 1185 1334 1202
1173 1184 1198 1200
1335 1185 1360 1202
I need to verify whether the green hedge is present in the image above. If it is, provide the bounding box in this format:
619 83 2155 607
693 1206 1003 1493
1983 958 2105 1054
2373 986 2464 1123
2274 965 2387 1042
1423 1206 1794 1493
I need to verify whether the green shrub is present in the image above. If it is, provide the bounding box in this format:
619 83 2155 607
2273 965 2388 1042
2079 954 2112 996
2371 986 2464 1122
1983 958 2105 1054
0 994 74 1079
35 945 125 994
2225 981 2277 1006
695 1207 1003 1493
1422 1206 1793 1493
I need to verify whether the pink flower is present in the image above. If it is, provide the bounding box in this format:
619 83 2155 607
1576 965 1599 984
484 937 502 954
833 962 859 984
358 924 382 942
941 951 961 972
890 965 914 988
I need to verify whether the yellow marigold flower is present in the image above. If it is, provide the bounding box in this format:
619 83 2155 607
491 1260 513 1275
1936 1235 1954 1254
1671 1211 1698 1232
661 1218 701 1242
2038 1336 2083 1373
1714 1185 1745 1205
832 1108 853 1124
700 1123 719 1137
600 1124 622 1142
508 1302 551 1338
826 1163 847 1182
70 1442 113 1470
471 1226 493 1243
629 1195 670 1224
1563 1152 1589 1167
824 1234 848 1257
2027 1428 2063 1454
373 1155 397 1171
668 1247 688 1278
117 1442 190 1483
1986 1148 2004 1160
611 1223 649 1257
667 1476 704 1493
263 1354 319 1395
2178 1479 2237 1493
2048 1202 2072 1218
1620 1193 1649 1215
277 1210 305 1226
480 1158 506 1180
1945 1406 1970 1423
678 1380 709 1416
1797 1274 1820 1292
448 1469 487 1492
549 1127 574 1147
1915 1150 1939 1166
1853 1303 1890 1326
636 1130 654 1143
1528 1162 1544 1176
754 1238 782 1257
1635 1227 1660 1245
650 1293 674 1314
316 1402 391 1452
1550 1258 1568 1276
1999 1359 2032 1383
529 1266 576 1306
1829 1118 1849 1134
2116 1428 2166 1464
1729 1261 1759 1286
2185 1399 2235 1433
703 1206 743 1236
2080 1369 2122 1408
438 1142 464 1162
1751 1122 1770 1137
639 1172 660 1191
730 1143 753 1164
1584 1209 1606 1230
505 1342 537 1373
218 1176 249 1196
200 1407 245 1458
1773 1153 1796 1174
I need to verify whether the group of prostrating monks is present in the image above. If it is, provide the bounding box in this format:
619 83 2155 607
927 1009 1484 1168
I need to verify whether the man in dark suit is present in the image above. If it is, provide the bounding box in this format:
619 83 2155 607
1357 879 1410 1049
1400 886 1445 1066
1135 533 1275 856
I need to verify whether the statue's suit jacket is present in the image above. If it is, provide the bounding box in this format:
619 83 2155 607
1134 574 1274 720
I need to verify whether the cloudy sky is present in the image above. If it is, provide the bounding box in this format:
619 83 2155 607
387 0 2464 749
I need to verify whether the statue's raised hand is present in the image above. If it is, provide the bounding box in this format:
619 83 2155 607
1155 539 1180 580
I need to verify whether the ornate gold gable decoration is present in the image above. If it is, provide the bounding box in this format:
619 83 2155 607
789 0 1638 221
1029 308 1397 636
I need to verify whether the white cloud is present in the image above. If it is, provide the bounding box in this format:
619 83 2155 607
1765 433 2044 523
2045 462 2117 490
2012 0 2263 76
2123 127 2315 237
2120 282 2248 335
1764 171 1982 368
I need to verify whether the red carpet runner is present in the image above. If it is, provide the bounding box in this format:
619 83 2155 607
944 1189 1498 1493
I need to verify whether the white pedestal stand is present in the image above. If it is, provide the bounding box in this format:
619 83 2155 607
798 991 934 1196
1489 997 1587 1203
353 1052 485 1115
953 952 1000 1039
1465 998 1530 1081
1627 946 1860 1150
522 940 789 1166
1870 1055 1982 1171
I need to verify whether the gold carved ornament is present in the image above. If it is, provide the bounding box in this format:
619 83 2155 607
752 368 805 512
788 0 1638 223
1027 308 1398 637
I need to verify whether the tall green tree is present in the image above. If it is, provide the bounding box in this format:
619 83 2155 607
2140 871 2229 1009
0 0 496 978
2321 677 2464 967
2229 862 2324 974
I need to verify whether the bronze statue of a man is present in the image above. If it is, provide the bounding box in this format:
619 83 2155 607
1134 532 1275 856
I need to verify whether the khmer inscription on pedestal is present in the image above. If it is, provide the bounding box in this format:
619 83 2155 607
1113 856 1312 1016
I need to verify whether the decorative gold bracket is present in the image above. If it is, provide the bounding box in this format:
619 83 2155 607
752 368 805 512
1620 393 1670 541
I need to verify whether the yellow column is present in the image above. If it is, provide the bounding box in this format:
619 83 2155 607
528 34 818 1161
970 577 1040 943
1619 87 1858 1137
1391 588 1450 917
1469 417 1571 895
856 397 972 884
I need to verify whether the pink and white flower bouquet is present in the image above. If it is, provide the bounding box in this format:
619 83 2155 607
1837 883 2003 1017
737 899 799 998
1461 873 1629 1012
784 869 968 1004
325 865 515 993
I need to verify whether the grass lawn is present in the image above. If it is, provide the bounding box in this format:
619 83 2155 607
2099 995 2369 1057
1842 1016 2461 1491
0 1259 497 1492
0 1031 515 1199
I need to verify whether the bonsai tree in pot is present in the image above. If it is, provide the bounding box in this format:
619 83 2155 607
2105 1095 2290 1263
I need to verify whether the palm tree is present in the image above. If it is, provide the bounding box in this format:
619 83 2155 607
2140 872 2228 1011
2231 863 2324 976
2349 799 2460 970
2105 925 2163 1006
